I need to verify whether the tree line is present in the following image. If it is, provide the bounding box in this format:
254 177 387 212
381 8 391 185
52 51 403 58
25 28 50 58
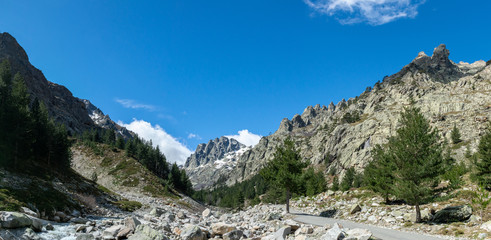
0 60 71 171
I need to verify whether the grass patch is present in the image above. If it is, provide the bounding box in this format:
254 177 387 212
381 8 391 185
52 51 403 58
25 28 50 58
143 184 166 197
450 140 470 150
403 222 413 227
122 178 140 187
114 200 142 212
100 157 114 167
453 228 465 236
3 182 78 215
0 189 23 211
97 185 114 195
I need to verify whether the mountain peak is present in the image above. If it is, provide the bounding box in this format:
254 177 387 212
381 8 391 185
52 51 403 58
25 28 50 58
0 32 29 65
385 44 467 84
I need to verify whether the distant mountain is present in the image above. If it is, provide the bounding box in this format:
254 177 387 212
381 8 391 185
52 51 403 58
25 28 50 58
0 32 131 137
184 136 251 190
186 44 491 189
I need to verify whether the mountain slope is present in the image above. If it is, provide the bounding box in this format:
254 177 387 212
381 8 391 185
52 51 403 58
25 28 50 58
187 44 491 189
184 136 250 189
0 32 131 137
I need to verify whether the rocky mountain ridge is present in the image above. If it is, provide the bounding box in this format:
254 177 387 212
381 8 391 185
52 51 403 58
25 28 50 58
187 44 491 189
0 32 131 138
184 136 250 190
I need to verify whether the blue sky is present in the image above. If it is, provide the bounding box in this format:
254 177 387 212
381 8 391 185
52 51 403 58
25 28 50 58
1 0 490 164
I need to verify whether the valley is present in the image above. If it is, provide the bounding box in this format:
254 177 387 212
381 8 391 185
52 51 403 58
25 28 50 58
0 31 490 240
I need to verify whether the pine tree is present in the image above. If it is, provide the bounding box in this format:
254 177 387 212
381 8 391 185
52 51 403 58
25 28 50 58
364 144 396 203
388 106 445 223
331 175 339 191
340 167 355 191
260 137 308 213
451 124 462 144
476 126 491 189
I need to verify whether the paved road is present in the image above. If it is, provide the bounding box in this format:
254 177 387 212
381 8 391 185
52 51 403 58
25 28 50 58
290 208 443 240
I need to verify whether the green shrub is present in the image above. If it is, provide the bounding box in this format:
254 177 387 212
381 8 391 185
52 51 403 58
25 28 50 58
114 200 142 212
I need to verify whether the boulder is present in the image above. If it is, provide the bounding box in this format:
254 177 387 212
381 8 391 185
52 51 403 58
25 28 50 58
223 229 243 240
211 222 236 235
21 207 39 218
202 208 212 218
432 205 472 223
117 227 133 239
76 224 87 232
124 216 141 231
320 223 344 240
296 226 313 235
22 228 41 240
481 220 491 232
45 223 54 231
367 216 378 223
27 215 43 232
345 228 372 240
274 226 291 240
128 225 168 240
76 234 95 240
284 219 300 231
55 211 67 221
71 217 89 224
267 212 282 221
103 225 124 239
177 211 187 219
349 204 361 214
149 208 164 217
0 211 33 229
180 224 205 240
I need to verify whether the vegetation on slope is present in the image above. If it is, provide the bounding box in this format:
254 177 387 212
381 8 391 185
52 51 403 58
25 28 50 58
78 128 193 196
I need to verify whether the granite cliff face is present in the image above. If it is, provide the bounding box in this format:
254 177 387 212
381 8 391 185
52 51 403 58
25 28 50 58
184 136 250 190
0 32 131 137
187 44 491 189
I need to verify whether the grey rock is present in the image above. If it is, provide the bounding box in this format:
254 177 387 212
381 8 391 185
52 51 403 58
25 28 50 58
211 222 236 235
432 205 472 223
128 225 167 240
117 227 133 239
274 226 291 240
480 220 491 231
124 216 141 231
320 223 344 240
45 223 54 231
20 207 38 218
180 224 205 240
22 228 40 240
345 228 372 240
71 218 89 224
103 224 124 239
202 208 212 218
150 208 164 217
76 233 95 240
349 204 361 214
0 211 33 229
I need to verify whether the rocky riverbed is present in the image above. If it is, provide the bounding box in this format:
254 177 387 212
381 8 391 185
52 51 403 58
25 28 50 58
2 188 491 240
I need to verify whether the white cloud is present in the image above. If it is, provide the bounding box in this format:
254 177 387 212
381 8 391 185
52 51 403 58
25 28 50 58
115 98 157 111
225 130 262 147
188 133 201 140
119 119 192 165
304 0 425 25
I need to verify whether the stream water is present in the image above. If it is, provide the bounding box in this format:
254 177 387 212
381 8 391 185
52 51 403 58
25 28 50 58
0 216 116 240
